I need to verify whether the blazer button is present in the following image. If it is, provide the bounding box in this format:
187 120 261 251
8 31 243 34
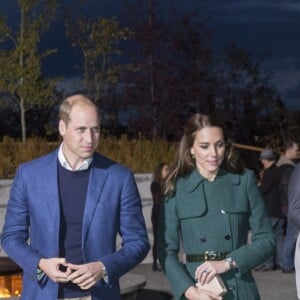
200 236 207 243
229 285 235 291
224 234 231 240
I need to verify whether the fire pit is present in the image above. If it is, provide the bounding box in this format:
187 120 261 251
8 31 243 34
0 257 22 298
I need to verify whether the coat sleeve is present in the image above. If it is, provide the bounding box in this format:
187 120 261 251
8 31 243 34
260 168 275 196
279 164 294 207
158 195 194 300
288 164 300 229
229 171 276 276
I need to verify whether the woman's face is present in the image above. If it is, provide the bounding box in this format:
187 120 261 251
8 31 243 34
161 164 170 179
190 126 225 180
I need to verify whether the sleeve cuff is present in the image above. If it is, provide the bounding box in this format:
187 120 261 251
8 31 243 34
36 268 45 281
102 265 109 284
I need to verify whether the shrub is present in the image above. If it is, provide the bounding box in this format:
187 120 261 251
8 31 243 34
0 135 177 178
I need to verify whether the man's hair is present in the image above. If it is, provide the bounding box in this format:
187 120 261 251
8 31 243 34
59 93 99 125
283 139 298 153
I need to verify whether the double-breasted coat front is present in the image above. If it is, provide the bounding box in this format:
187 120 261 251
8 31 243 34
158 168 275 300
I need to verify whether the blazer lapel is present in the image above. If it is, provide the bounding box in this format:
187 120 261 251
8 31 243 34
82 165 109 243
44 153 60 223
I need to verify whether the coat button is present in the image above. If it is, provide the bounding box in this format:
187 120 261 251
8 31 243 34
224 234 231 240
229 285 235 291
200 236 207 243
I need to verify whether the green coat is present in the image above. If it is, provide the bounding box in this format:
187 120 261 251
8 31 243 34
158 168 275 300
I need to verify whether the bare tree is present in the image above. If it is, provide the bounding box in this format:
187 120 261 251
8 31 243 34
122 0 213 140
0 0 57 142
65 14 132 106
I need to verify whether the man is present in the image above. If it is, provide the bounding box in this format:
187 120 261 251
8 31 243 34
1 94 150 300
255 149 284 271
277 139 300 273
288 163 300 298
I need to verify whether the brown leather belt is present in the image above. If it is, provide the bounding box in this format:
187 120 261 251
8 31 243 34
186 251 229 262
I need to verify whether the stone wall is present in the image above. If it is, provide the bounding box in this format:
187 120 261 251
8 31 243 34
0 180 13 257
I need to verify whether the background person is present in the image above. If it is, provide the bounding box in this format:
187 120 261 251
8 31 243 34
1 94 150 300
255 149 284 271
277 139 300 273
150 162 170 271
158 113 275 300
287 163 300 299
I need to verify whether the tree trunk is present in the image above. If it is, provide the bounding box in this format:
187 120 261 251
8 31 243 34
20 98 26 143
148 0 157 140
19 6 26 143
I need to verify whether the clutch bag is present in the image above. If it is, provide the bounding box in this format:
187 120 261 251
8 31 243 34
196 274 227 296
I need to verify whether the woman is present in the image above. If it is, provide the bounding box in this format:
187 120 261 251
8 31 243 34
151 162 170 271
158 114 275 300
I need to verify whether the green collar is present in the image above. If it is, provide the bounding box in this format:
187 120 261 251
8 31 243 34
184 168 241 192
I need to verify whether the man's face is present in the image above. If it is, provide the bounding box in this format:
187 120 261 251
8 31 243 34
59 102 100 169
288 143 300 160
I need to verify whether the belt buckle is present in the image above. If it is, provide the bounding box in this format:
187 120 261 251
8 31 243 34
205 251 217 260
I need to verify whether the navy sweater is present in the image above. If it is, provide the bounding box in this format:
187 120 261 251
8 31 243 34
57 161 91 298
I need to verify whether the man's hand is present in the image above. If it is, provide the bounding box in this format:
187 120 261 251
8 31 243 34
38 258 72 283
67 261 104 290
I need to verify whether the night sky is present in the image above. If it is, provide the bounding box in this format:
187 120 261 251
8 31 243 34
1 0 299 110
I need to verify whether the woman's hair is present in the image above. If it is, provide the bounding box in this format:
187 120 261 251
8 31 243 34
164 113 244 196
153 163 169 183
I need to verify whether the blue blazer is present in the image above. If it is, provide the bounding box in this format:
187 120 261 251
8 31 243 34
1 149 150 300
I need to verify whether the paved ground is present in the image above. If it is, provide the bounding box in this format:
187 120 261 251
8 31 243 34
131 263 298 300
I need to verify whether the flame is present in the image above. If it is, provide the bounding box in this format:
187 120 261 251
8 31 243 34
0 274 22 298
0 287 11 298
0 287 21 297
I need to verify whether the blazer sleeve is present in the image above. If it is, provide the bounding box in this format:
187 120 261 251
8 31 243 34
100 170 150 282
288 164 300 228
1 166 43 282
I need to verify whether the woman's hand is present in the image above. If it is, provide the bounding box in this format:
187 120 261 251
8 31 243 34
184 285 222 300
195 260 230 285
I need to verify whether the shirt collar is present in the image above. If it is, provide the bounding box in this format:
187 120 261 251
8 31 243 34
58 143 93 171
